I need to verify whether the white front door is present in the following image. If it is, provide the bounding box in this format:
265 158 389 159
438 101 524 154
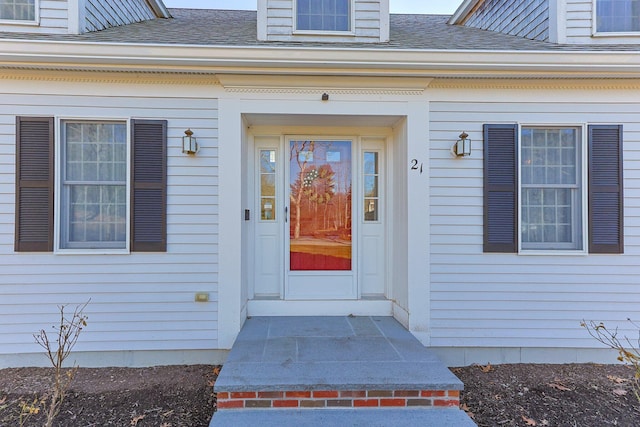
251 133 386 301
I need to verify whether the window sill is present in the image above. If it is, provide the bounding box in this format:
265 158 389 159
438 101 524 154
293 29 356 37
54 248 130 256
517 249 588 256
592 31 640 38
0 19 39 26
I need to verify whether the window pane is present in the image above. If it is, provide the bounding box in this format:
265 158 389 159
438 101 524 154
363 151 380 222
364 152 378 174
261 174 276 197
68 185 126 245
364 175 378 197
521 127 582 251
261 198 275 221
63 121 127 249
297 0 350 31
298 0 309 13
524 128 578 185
0 0 36 21
259 150 277 221
597 0 640 32
364 199 378 221
289 140 352 271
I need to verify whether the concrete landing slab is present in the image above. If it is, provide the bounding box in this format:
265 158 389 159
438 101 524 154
211 408 477 427
215 316 463 392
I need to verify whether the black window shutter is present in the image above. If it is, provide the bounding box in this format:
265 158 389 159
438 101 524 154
484 124 518 253
131 119 167 252
15 117 54 252
589 125 623 254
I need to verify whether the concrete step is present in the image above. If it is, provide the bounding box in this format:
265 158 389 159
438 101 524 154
211 408 477 427
213 317 474 425
215 316 463 392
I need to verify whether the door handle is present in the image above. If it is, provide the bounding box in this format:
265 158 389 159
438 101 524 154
285 206 288 223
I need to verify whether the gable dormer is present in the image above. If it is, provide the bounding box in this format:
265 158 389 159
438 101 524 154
0 0 169 35
257 0 389 43
82 0 170 33
449 0 551 42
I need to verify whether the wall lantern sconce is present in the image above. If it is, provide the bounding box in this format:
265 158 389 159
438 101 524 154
452 131 471 157
182 129 199 155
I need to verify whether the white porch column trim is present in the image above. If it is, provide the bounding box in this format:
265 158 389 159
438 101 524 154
549 0 567 44
257 0 267 41
67 0 84 35
217 97 244 349
406 101 431 345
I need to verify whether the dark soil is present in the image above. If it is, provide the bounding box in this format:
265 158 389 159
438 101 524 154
454 363 640 427
1 363 639 426
0 365 219 426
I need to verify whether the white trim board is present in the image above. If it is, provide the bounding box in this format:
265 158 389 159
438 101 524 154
432 346 623 367
247 299 393 316
0 349 229 369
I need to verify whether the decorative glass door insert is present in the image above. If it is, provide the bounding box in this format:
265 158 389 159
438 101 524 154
289 140 352 271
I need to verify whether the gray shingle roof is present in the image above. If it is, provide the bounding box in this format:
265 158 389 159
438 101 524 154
0 9 638 51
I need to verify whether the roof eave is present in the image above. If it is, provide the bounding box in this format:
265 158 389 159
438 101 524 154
0 40 639 79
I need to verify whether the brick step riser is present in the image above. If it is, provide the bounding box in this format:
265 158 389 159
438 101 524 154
217 389 460 410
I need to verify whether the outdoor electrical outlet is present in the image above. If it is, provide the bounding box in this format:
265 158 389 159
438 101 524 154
195 292 209 302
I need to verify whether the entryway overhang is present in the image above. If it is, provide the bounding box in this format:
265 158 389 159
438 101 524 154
217 81 431 350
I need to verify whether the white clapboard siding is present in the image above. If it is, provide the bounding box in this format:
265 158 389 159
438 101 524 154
429 86 640 349
463 0 549 41
0 0 67 34
563 0 640 44
0 76 220 356
263 0 384 42
85 0 155 32
565 0 593 43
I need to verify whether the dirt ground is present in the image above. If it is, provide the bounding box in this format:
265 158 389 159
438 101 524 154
454 363 640 427
1 363 639 426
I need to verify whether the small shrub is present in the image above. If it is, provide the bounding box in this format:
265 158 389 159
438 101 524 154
33 301 89 427
582 319 640 402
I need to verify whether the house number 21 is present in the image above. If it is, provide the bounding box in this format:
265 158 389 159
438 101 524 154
410 159 423 174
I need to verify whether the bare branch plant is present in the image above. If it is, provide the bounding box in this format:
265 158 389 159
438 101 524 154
582 319 640 402
33 301 89 427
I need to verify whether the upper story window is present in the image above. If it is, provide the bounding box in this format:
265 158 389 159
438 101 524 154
296 0 350 32
596 0 640 32
0 0 36 22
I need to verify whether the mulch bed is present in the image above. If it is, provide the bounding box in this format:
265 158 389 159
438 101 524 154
454 363 640 426
1 363 638 426
0 365 219 426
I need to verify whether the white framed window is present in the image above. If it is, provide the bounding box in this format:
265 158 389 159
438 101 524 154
296 0 351 32
595 0 640 33
0 0 37 22
519 126 586 252
259 149 278 221
59 120 129 250
363 151 380 222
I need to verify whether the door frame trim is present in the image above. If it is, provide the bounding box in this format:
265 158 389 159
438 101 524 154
248 125 393 304
219 98 430 348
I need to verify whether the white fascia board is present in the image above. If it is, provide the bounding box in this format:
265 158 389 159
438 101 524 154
0 39 640 78
448 0 482 25
146 0 171 18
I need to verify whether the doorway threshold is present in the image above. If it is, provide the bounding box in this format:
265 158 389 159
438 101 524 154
247 299 393 317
